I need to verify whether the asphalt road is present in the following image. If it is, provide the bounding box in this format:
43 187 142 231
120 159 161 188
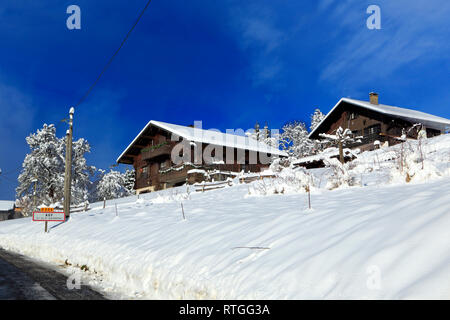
0 248 106 300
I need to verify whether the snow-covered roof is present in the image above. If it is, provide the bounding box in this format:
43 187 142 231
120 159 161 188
117 120 287 163
309 98 450 138
0 200 15 211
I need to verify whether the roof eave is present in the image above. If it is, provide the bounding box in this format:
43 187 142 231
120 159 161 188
116 120 154 163
308 98 345 139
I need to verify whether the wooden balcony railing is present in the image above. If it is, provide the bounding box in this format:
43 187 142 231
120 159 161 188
141 144 172 161
159 166 190 184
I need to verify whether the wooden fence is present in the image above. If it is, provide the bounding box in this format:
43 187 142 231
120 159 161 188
194 180 233 192
193 173 278 192
238 174 277 184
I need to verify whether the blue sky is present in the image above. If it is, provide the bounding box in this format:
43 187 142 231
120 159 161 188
0 0 449 199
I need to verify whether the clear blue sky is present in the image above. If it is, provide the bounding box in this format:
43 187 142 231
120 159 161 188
0 0 449 199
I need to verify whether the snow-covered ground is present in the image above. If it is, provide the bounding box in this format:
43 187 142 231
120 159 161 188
0 135 449 299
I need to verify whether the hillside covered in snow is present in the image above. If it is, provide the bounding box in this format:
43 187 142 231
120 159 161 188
0 134 449 299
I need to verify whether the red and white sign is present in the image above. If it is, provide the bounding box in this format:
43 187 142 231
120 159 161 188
33 211 65 222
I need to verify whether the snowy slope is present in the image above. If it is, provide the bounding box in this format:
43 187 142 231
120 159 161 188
0 135 449 299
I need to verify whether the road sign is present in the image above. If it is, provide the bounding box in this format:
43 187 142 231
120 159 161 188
33 211 65 222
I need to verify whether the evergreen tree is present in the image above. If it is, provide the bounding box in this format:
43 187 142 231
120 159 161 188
16 124 65 211
96 170 127 200
122 169 135 195
279 121 314 158
70 137 96 205
247 122 281 149
16 124 95 213
310 108 325 132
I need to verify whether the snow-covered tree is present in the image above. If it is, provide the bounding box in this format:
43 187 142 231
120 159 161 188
319 127 360 164
310 109 325 132
279 121 314 158
16 124 95 213
122 169 135 195
96 170 127 200
246 122 261 142
16 124 65 212
69 137 96 206
246 122 281 149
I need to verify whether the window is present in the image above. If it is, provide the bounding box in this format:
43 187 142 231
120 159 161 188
348 112 358 120
364 124 381 136
141 166 148 178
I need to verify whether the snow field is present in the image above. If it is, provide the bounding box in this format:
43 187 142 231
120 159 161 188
1 134 449 299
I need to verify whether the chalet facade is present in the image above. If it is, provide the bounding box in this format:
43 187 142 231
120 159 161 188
117 120 287 193
309 93 450 151
0 201 19 221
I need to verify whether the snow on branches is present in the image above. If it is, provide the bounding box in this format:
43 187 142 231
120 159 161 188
319 127 361 163
122 169 136 195
96 170 130 201
16 124 95 213
310 109 325 132
279 121 314 158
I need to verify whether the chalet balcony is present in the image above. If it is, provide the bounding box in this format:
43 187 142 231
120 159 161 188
141 143 172 161
346 133 387 149
159 166 190 184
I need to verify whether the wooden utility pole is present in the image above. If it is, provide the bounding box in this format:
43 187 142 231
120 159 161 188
33 178 37 212
63 107 74 219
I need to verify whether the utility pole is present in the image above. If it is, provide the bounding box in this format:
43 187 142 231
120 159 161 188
33 178 37 210
63 107 75 219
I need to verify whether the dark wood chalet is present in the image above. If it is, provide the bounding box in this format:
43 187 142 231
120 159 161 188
0 201 19 221
309 93 450 151
117 120 287 194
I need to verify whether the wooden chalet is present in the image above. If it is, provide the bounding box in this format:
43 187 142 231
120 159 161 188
0 200 20 221
117 120 287 194
309 93 450 151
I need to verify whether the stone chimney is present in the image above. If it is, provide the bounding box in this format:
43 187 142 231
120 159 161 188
369 92 379 105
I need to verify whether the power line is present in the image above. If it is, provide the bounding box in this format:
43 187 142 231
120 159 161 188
75 0 152 107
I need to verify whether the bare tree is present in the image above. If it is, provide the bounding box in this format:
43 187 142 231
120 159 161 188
319 127 361 164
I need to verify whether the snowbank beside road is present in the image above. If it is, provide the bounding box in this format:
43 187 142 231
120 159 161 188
1 135 450 299
1 177 449 299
